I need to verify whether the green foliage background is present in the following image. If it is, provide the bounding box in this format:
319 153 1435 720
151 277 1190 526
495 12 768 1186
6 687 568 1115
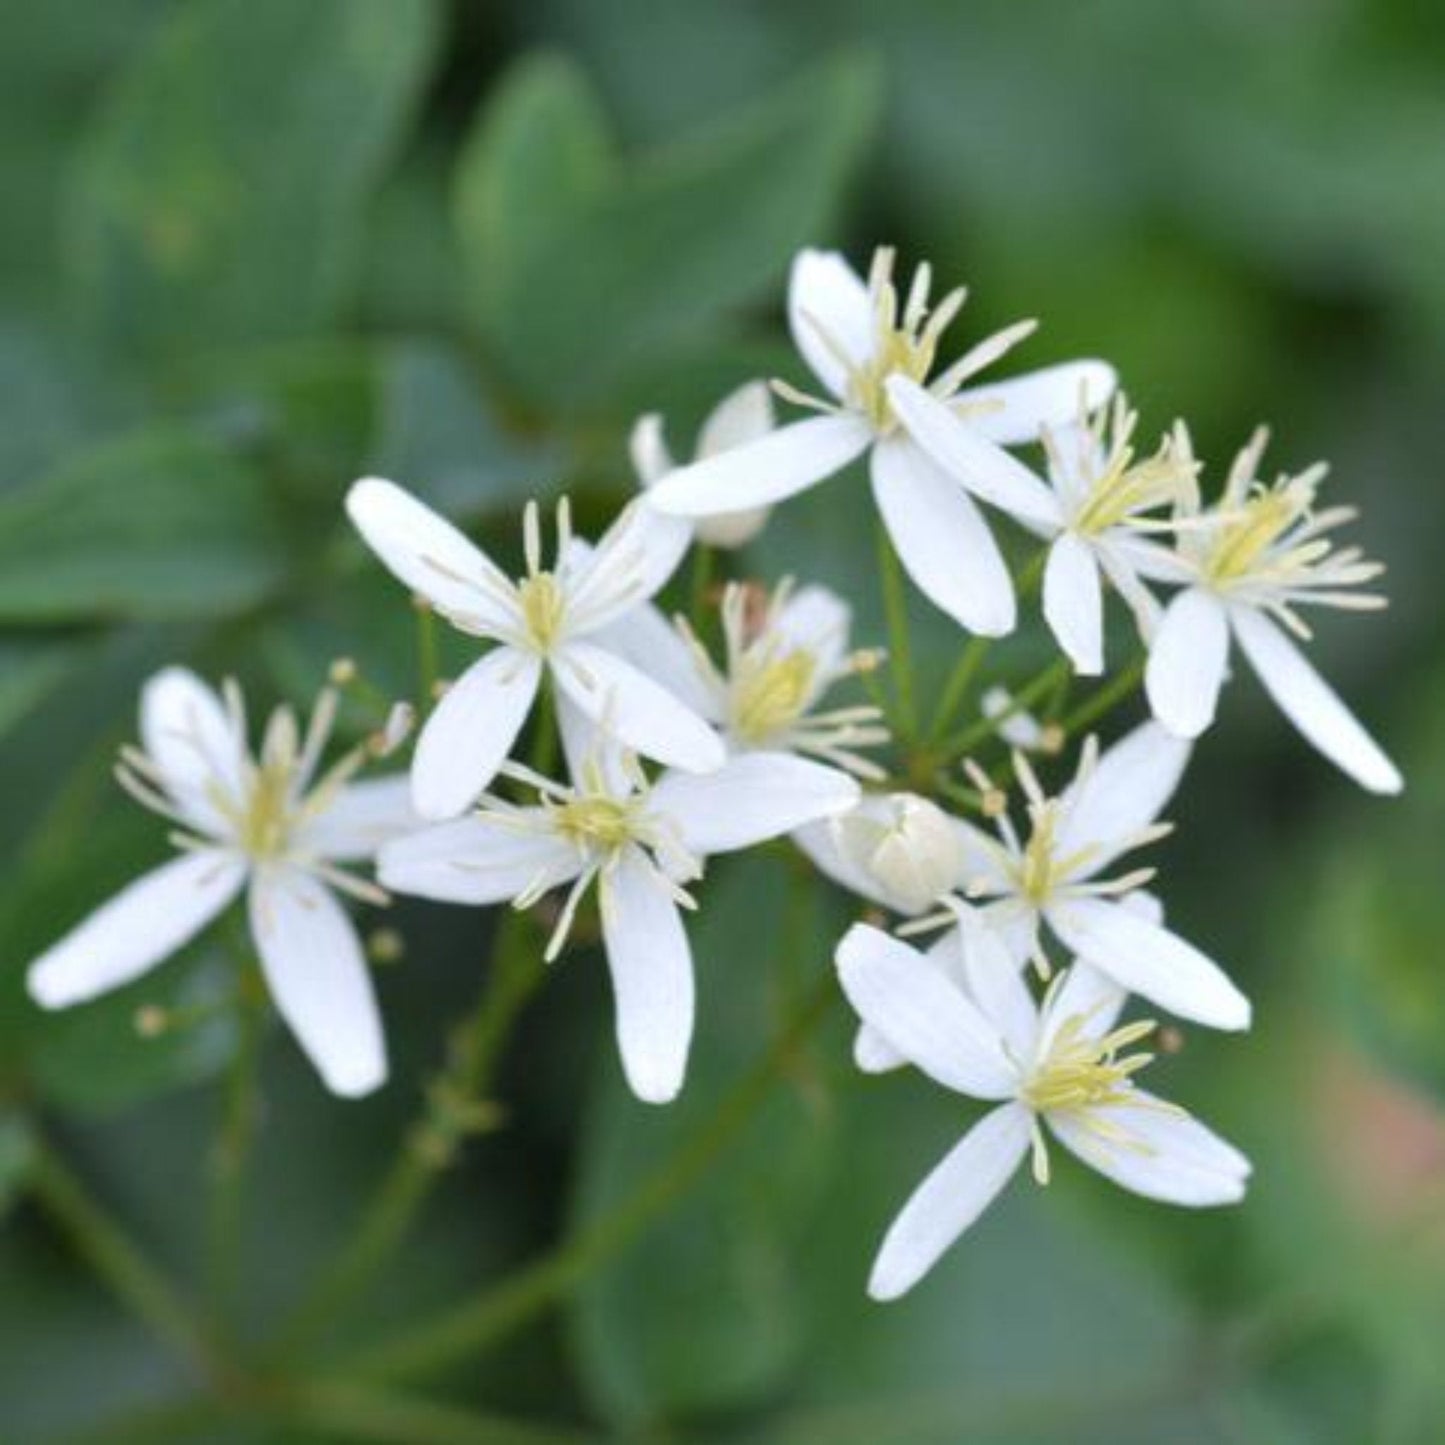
1 2 1443 1441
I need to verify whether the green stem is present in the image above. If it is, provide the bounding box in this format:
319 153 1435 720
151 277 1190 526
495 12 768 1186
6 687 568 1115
927 636 990 744
205 986 262 1335
414 601 439 711
336 973 837 1384
277 910 545 1352
876 519 917 741
1056 656 1146 739
28 1135 221 1381
936 657 1070 761
688 541 716 626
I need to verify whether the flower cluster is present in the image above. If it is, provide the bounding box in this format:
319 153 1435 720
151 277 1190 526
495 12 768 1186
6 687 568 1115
25 245 1401 1299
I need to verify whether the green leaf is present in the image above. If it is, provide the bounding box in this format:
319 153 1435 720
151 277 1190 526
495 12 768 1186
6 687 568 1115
0 1111 35 1219
458 52 881 408
66 0 439 355
0 428 286 622
0 639 82 744
570 854 846 1428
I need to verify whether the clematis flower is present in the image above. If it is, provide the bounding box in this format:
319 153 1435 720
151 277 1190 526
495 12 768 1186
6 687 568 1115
632 381 775 548
596 578 888 780
837 921 1250 1299
26 669 413 1097
378 750 859 1104
1138 429 1401 794
1006 396 1199 675
346 480 724 820
648 246 1115 635
953 722 1251 1031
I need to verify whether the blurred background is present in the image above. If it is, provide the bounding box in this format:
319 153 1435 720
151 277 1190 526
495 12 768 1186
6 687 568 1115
1 1 1443 1441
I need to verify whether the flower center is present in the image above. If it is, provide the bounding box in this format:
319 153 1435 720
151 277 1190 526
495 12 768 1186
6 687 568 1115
236 757 295 860
552 794 644 853
517 571 566 651
1201 477 1314 587
732 649 816 744
1021 1014 1156 1114
1072 452 1190 537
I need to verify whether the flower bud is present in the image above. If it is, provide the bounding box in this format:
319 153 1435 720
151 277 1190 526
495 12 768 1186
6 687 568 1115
835 793 964 914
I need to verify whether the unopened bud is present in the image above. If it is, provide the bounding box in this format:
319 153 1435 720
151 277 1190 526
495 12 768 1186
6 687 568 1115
369 701 414 758
329 657 358 686
134 1005 169 1038
367 927 405 964
835 794 964 914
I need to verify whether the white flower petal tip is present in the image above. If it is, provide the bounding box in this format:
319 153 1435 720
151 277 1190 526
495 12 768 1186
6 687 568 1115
1043 532 1105 675
1145 588 1230 739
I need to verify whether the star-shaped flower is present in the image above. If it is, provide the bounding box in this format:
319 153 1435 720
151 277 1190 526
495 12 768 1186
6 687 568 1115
346 480 725 819
647 247 1115 635
838 921 1250 1299
27 669 413 1096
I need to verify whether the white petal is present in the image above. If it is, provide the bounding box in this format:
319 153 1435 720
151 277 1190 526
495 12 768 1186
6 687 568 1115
960 360 1118 447
551 640 724 774
646 415 872 518
956 915 1037 1059
854 1023 905 1074
140 668 246 833
1048 1090 1249 1206
28 851 245 1008
569 498 691 630
871 436 1016 636
297 777 417 861
793 808 913 915
249 869 385 1097
629 414 673 485
1039 962 1129 1053
378 815 579 904
1055 720 1190 873
1043 532 1105 675
773 584 853 678
886 375 1061 529
835 924 1015 1098
1048 896 1251 1031
652 751 859 855
586 600 716 721
599 847 695 1104
554 693 633 793
787 248 873 398
1231 607 1402 795
868 1104 1031 1300
698 379 776 456
1145 588 1230 739
854 929 971 1075
345 478 514 634
412 647 541 820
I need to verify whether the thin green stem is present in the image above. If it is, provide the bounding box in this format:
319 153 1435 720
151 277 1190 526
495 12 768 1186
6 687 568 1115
277 910 545 1352
927 636 990 744
28 1135 221 1381
414 601 439 710
204 984 262 1335
1056 656 1146 739
688 541 716 626
336 973 837 1384
876 520 917 740
935 657 1070 761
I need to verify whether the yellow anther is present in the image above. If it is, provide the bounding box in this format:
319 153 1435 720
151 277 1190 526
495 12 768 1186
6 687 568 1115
553 795 641 852
1022 1015 1157 1114
517 572 567 651
732 649 816 744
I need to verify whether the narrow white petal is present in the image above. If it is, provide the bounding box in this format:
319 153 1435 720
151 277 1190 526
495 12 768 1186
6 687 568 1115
379 815 580 904
28 851 245 1008
646 416 871 519
1049 896 1251 1031
871 436 1016 636
652 752 860 856
1040 962 1129 1052
886 375 1061 528
412 647 541 820
570 499 691 629
629 414 673 485
698 379 776 455
297 777 417 861
552 641 724 774
345 478 513 634
587 601 716 720
788 249 873 398
249 869 385 1097
140 667 246 832
854 1023 905 1074
1145 588 1230 739
854 929 971 1075
773 584 853 676
599 847 695 1104
554 693 633 793
1043 533 1105 675
835 924 1015 1098
1231 607 1402 795
868 1104 1031 1300
1055 720 1190 872
960 360 1118 447
957 917 1037 1060
1048 1091 1249 1206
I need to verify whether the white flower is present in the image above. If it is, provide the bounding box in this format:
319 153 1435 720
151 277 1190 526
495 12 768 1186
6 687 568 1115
1138 429 1401 794
955 722 1251 1031
647 246 1115 635
632 381 775 548
378 750 859 1104
26 669 413 1097
595 578 888 779
346 480 725 820
1026 397 1198 675
980 686 1054 752
837 921 1250 1299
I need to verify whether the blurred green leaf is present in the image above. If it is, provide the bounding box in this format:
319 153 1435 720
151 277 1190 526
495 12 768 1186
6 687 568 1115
0 1111 35 1219
0 428 285 622
66 0 439 355
0 639 82 744
570 854 845 1428
457 52 880 408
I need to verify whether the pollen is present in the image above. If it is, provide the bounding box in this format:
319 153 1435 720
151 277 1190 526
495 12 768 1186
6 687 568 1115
517 572 566 651
552 794 643 852
732 648 816 744
1202 475 1316 586
1022 1013 1157 1115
